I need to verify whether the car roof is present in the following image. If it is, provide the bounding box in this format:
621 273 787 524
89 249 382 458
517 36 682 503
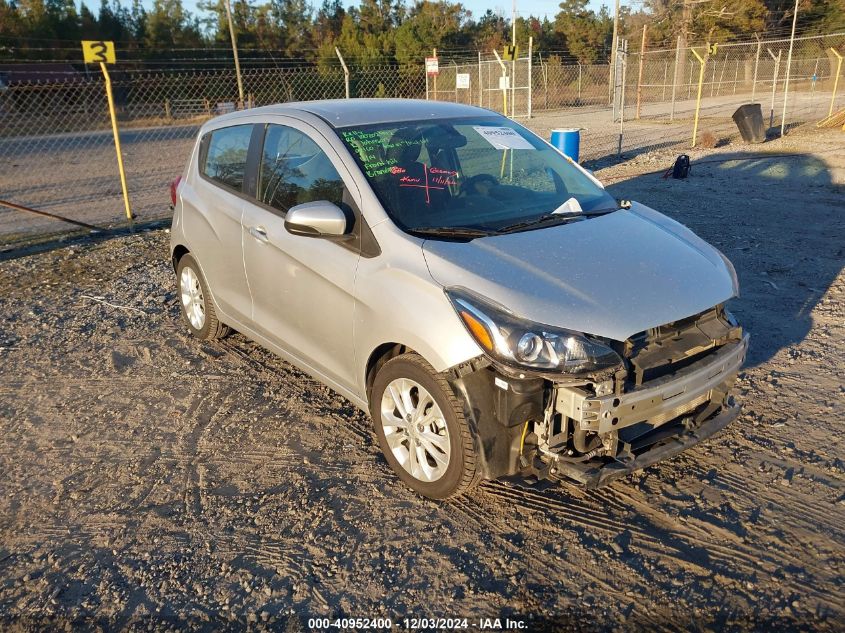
210 98 499 128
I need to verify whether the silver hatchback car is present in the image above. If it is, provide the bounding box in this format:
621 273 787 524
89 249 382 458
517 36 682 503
170 99 748 499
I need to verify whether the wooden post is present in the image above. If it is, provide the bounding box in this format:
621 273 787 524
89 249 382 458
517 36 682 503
636 24 647 119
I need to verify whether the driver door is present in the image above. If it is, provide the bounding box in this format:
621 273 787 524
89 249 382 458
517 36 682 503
241 121 360 393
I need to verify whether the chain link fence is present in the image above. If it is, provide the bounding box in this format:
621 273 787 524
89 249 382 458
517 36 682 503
1 31 843 246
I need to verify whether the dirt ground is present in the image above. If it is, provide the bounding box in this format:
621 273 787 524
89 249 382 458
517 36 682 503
0 126 843 631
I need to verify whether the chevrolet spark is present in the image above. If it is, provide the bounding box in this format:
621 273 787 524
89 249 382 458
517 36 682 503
170 99 748 499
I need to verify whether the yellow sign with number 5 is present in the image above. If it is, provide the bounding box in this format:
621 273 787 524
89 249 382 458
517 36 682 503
81 40 116 64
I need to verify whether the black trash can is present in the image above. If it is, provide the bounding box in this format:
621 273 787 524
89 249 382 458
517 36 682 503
732 103 766 143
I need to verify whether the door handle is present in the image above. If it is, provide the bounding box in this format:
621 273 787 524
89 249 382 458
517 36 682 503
249 225 268 242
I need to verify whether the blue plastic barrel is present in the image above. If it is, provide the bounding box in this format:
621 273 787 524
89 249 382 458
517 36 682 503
550 128 580 162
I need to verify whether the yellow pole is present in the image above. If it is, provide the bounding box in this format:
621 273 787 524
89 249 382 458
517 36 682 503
690 48 706 148
830 48 843 118
100 61 133 226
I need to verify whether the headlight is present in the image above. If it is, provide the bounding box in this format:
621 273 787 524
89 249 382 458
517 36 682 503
445 287 623 374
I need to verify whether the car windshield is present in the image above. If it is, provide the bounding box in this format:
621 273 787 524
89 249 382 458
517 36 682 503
337 116 618 236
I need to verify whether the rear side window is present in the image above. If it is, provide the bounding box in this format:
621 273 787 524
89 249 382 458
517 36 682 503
258 124 344 213
202 125 253 192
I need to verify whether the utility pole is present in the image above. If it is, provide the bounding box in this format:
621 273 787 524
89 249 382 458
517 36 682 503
608 0 620 105
780 0 799 136
224 0 245 106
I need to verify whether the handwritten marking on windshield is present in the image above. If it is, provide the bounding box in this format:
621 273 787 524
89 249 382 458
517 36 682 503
397 163 449 204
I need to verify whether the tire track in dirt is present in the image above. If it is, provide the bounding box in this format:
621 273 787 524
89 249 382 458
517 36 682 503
446 488 637 604
593 476 845 611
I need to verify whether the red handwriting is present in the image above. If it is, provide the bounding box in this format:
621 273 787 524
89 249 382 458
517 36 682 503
390 166 406 174
396 163 447 204
429 167 459 176
431 176 458 186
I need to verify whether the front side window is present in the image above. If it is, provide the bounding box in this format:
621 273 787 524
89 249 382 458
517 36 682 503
258 125 344 213
202 124 252 191
338 116 617 235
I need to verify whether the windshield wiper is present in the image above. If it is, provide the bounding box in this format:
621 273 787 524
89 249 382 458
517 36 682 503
497 213 583 234
498 206 620 234
408 226 498 240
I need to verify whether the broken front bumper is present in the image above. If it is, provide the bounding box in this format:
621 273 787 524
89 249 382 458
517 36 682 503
557 401 741 488
556 334 749 435
538 334 749 487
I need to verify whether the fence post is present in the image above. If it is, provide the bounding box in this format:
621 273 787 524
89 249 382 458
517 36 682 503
690 47 707 147
433 48 438 100
528 36 533 118
767 48 781 128
478 51 483 107
636 24 647 119
335 47 350 99
618 38 627 156
165 98 172 119
780 0 799 137
670 35 680 121
829 48 843 117
493 48 508 114
662 59 668 101
751 36 762 102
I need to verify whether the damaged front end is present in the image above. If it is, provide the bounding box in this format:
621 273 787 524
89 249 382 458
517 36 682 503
448 305 748 488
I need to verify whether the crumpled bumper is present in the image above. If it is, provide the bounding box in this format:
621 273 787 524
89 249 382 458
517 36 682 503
562 401 741 488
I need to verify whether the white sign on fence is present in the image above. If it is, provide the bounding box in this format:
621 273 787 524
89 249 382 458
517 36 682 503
498 75 510 90
456 73 470 89
425 57 439 76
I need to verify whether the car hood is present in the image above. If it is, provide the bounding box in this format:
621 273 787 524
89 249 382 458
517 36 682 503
422 202 738 341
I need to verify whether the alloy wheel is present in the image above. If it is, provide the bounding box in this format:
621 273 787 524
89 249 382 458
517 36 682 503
380 378 451 482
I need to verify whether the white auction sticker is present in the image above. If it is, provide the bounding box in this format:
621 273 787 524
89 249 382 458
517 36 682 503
472 126 535 150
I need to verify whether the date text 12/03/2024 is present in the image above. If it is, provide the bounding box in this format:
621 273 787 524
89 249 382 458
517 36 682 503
307 617 527 630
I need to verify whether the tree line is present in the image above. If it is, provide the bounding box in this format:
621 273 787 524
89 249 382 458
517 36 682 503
1 0 842 67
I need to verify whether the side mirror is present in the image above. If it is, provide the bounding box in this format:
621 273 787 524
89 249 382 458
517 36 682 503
284 201 349 238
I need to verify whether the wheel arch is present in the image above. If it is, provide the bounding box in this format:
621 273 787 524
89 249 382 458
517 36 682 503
171 244 190 271
365 343 415 405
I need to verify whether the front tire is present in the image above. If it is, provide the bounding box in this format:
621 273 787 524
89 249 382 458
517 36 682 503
370 353 481 499
176 253 229 340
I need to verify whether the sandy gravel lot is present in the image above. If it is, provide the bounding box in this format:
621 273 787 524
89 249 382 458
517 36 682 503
0 126 843 631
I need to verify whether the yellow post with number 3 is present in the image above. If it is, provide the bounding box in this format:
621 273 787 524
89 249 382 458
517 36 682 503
81 40 116 64
81 40 133 226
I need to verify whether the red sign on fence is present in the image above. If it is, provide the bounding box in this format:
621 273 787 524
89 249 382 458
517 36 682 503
425 57 439 76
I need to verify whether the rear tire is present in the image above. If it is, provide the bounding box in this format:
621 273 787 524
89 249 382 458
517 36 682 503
370 353 481 499
176 253 229 340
